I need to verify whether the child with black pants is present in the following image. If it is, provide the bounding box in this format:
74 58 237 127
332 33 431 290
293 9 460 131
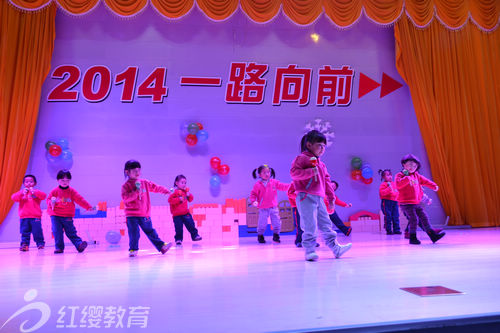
378 169 401 235
168 175 202 246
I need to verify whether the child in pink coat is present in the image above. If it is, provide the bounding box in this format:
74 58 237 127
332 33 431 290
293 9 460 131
290 130 351 261
250 164 289 244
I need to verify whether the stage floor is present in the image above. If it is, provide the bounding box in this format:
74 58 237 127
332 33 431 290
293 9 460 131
1 228 500 332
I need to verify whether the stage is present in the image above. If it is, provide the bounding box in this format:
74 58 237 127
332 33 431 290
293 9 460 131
1 228 500 332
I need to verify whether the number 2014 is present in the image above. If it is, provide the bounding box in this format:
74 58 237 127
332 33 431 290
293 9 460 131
47 65 168 103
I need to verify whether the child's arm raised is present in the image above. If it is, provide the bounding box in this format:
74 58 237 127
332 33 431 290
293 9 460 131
417 174 439 191
274 180 290 192
290 156 316 181
144 180 171 195
71 188 93 211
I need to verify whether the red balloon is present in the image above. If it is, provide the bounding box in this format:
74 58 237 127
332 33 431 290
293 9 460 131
210 157 221 170
196 122 204 130
351 170 362 181
362 177 373 184
218 164 230 175
49 144 62 157
186 134 198 146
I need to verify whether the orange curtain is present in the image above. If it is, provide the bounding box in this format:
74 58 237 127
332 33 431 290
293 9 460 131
8 0 500 31
395 15 500 227
0 1 56 225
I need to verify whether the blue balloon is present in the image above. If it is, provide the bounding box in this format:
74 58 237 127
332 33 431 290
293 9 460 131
179 121 190 137
196 130 209 142
105 230 121 245
57 138 69 150
61 150 73 161
209 175 221 187
361 167 373 179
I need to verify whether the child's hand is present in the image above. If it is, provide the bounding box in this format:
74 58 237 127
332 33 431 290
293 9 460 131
347 203 352 208
252 201 258 207
433 186 439 191
427 198 433 205
402 169 410 176
179 196 184 203
135 181 141 191
23 188 29 194
328 201 334 211
88 206 97 212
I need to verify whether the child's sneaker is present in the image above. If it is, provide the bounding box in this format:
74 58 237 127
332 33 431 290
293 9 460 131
77 241 88 253
305 252 319 261
272 234 280 243
332 242 352 258
129 250 138 257
175 240 182 246
160 242 173 254
20 244 29 252
54 249 64 254
37 245 45 250
193 235 202 241
257 235 266 244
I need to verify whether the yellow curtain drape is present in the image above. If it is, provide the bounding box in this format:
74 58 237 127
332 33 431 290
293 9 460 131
0 1 56 225
395 15 500 227
8 0 500 31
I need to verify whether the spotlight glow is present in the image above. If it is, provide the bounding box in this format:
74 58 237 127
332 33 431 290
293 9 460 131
310 33 319 43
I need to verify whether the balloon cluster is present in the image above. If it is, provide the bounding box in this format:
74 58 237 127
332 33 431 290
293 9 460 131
350 157 373 184
45 138 74 176
209 157 230 188
182 122 209 146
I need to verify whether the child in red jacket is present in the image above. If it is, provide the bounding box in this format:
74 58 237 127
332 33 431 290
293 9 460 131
168 175 202 246
47 170 94 254
378 169 401 235
122 160 173 257
395 154 445 245
11 174 47 251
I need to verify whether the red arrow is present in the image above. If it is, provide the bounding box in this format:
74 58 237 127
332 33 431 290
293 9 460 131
358 73 381 98
380 73 403 97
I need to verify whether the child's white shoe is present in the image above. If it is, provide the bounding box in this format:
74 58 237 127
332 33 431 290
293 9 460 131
305 252 319 261
332 243 352 258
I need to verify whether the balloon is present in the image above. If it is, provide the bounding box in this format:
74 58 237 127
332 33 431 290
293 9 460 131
57 138 69 150
61 150 73 161
362 177 373 184
361 167 373 179
196 130 209 142
351 170 362 180
218 164 230 175
49 144 62 157
210 157 221 170
45 140 56 150
187 123 199 135
209 175 221 187
351 157 362 170
196 122 204 130
186 134 198 146
180 121 190 137
45 151 60 164
105 230 121 245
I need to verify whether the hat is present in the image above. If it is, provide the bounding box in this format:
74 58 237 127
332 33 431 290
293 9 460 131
401 154 421 171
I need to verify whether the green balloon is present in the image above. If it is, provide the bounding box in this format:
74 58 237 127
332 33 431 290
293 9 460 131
187 123 199 135
45 140 56 150
351 157 363 170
